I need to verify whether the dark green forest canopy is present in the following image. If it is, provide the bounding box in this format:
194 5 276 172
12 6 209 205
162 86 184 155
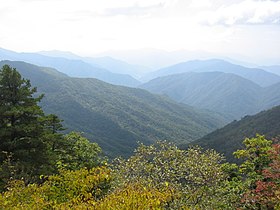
140 71 280 120
0 65 46 162
188 105 280 162
0 64 59 188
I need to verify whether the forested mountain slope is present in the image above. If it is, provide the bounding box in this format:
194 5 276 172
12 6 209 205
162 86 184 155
0 60 227 157
143 59 280 87
189 105 280 162
262 82 280 109
140 72 280 119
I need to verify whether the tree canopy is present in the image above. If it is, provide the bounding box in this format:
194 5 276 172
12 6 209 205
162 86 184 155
0 65 58 188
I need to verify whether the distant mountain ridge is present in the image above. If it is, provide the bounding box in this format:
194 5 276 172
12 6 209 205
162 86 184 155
140 71 280 120
0 48 140 87
189 105 280 162
38 50 151 78
143 59 280 87
0 60 228 157
260 65 280 76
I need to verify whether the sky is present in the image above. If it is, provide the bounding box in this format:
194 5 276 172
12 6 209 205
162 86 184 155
0 0 280 64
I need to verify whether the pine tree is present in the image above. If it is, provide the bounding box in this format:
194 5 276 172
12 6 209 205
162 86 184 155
0 65 62 188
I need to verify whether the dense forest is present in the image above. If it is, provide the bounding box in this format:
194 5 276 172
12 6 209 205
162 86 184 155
0 65 279 209
141 71 280 120
190 105 280 162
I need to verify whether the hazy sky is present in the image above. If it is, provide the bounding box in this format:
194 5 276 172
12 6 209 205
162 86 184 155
0 0 280 63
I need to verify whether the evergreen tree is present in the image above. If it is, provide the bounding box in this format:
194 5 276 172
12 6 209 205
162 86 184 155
43 114 65 160
0 65 62 188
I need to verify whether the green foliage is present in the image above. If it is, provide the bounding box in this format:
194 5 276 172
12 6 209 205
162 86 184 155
57 132 105 170
232 134 273 203
235 136 280 209
1 136 279 209
234 134 272 177
221 135 279 209
114 141 187 187
114 141 227 209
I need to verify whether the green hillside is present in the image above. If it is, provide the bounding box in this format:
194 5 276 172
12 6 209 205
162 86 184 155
262 82 280 109
140 72 280 119
0 60 227 157
188 105 280 162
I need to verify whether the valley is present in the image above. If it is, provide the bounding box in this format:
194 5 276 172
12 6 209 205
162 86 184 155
1 48 280 158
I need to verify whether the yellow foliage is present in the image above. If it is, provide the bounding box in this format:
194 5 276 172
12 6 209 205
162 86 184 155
0 166 111 209
0 173 183 210
95 183 180 210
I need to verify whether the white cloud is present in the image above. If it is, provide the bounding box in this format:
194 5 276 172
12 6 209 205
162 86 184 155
189 0 212 8
101 3 164 17
199 0 280 25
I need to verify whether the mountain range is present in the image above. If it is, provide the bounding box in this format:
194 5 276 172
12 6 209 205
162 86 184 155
142 59 280 87
0 48 141 87
260 65 280 76
140 71 280 120
95 48 276 70
38 50 151 79
0 60 227 157
1 48 280 159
